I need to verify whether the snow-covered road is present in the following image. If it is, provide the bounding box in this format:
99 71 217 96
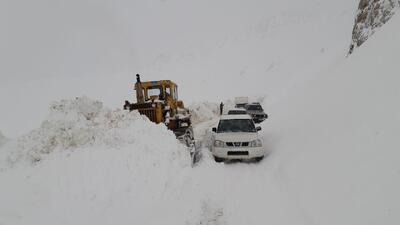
187 103 311 224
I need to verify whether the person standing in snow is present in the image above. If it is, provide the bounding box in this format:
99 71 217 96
220 102 224 115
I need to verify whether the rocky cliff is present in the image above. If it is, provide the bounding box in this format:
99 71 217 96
349 0 399 54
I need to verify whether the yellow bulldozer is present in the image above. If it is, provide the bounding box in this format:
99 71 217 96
124 74 194 146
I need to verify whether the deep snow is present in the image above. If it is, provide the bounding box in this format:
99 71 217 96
1 0 400 225
261 13 400 225
188 102 220 125
6 97 189 165
0 97 194 224
0 96 309 225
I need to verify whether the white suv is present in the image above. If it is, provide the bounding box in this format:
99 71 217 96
211 114 265 162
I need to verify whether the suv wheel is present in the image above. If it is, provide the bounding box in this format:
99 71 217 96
214 156 224 163
255 156 264 162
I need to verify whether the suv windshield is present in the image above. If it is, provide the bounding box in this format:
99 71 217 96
217 119 256 133
247 105 262 111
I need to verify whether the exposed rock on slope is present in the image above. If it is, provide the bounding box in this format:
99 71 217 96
349 0 399 53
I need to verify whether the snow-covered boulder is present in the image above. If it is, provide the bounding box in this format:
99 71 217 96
349 0 400 53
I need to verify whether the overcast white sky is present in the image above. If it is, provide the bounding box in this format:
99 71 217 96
0 0 357 137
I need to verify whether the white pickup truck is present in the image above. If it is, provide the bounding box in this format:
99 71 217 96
211 114 265 162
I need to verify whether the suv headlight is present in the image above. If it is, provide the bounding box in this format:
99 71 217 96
249 139 262 147
214 140 225 147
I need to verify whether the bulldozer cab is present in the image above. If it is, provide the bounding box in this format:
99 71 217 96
135 80 178 104
132 75 186 120
124 74 192 141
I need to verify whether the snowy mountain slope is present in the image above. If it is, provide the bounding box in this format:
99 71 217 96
262 13 400 225
0 0 357 137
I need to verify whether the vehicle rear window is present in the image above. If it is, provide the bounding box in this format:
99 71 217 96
247 105 262 110
228 110 247 115
217 119 256 133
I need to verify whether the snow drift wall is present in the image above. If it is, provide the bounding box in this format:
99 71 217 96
189 102 220 124
189 100 239 124
349 0 400 53
9 96 190 166
0 97 200 225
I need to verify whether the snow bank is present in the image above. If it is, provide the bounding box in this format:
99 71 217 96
9 96 189 166
0 97 221 225
189 99 241 125
189 102 220 124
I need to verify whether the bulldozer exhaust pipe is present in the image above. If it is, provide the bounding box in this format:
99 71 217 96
135 74 145 103
136 74 141 83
